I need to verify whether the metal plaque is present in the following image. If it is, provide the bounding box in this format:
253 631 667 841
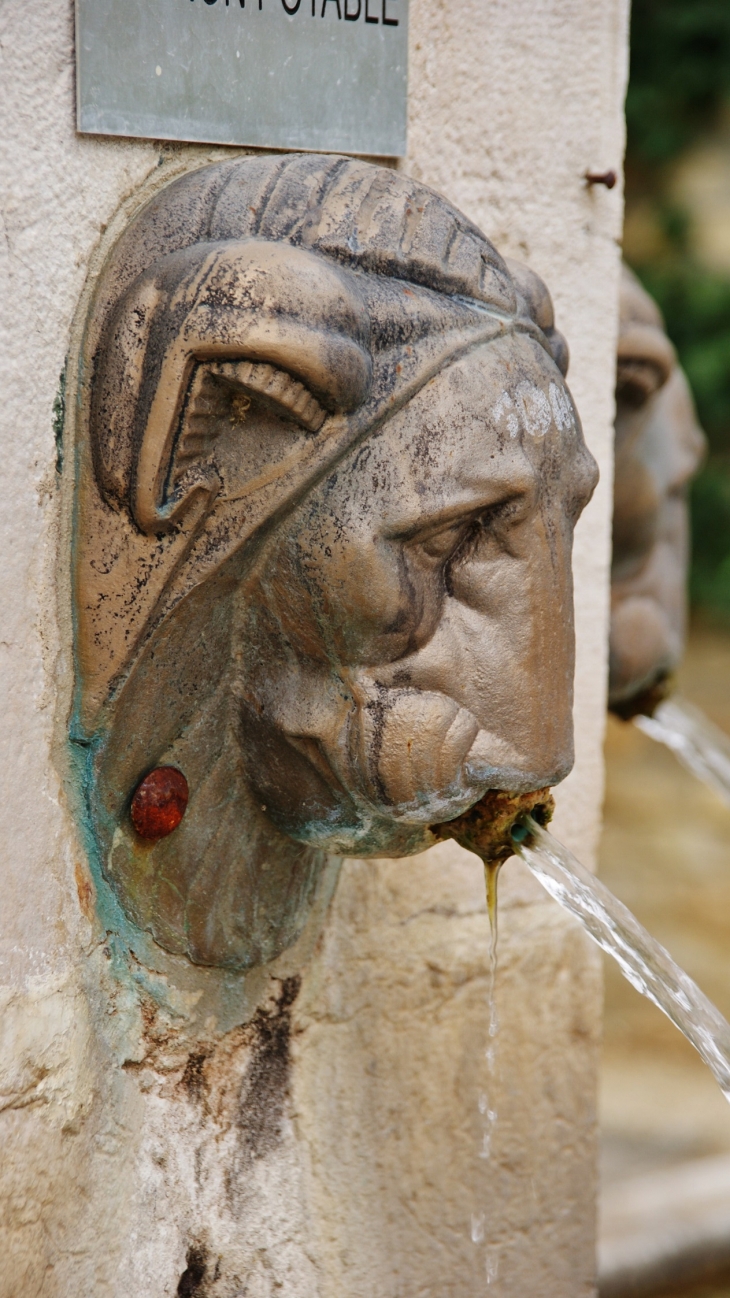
75 0 408 157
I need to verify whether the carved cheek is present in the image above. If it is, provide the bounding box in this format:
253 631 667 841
300 529 426 664
445 509 537 615
446 509 575 684
246 550 331 666
444 541 512 618
336 561 424 664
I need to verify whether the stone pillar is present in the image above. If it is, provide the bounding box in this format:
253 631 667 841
0 2 627 1294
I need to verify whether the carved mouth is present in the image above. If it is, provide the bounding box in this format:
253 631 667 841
431 787 555 863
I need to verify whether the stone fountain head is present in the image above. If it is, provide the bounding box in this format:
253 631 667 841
73 154 597 969
609 265 706 718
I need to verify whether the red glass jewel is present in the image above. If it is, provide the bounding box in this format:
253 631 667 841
130 766 189 841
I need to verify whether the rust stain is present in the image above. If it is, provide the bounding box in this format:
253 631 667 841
74 859 96 921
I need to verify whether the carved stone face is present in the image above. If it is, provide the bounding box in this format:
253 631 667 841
610 267 706 711
238 338 594 855
73 155 596 967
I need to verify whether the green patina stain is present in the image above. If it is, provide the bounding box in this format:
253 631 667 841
53 362 67 475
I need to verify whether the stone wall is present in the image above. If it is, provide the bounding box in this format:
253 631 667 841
0 1 628 1293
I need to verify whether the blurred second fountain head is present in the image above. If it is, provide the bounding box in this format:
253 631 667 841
610 265 706 717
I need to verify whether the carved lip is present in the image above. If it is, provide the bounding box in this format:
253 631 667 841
431 787 555 863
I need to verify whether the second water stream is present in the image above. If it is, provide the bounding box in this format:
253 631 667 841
634 694 730 810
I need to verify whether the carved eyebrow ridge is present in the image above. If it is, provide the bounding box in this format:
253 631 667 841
387 467 537 545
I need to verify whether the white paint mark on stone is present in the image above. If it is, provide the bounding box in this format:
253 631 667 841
494 380 574 441
492 391 519 438
515 381 552 438
549 380 575 431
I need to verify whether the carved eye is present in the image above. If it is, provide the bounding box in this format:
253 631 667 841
442 497 532 569
418 501 520 563
418 520 470 560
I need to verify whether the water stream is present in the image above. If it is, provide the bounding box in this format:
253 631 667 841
634 694 730 808
465 740 730 1286
512 815 730 1101
485 862 500 1054
478 863 500 1165
473 862 502 1285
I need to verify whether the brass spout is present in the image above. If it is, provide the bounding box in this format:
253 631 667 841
432 788 555 863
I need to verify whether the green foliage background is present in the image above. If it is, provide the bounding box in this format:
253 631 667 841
626 0 730 617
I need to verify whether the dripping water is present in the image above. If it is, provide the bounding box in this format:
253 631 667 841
485 861 500 1056
512 815 730 1101
471 862 501 1286
634 694 730 808
479 863 500 1164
